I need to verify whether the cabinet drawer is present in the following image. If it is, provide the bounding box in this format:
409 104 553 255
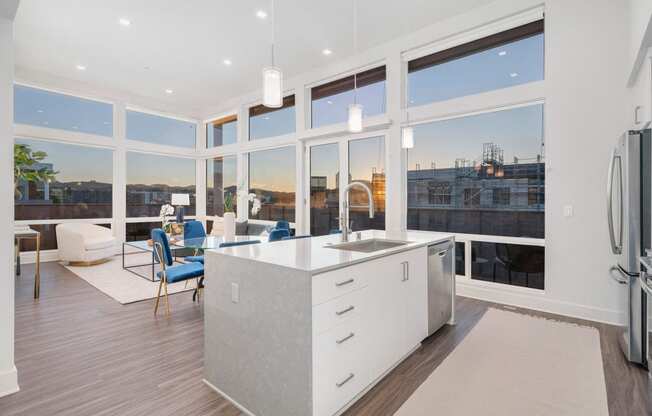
312 262 371 306
313 286 367 336
313 319 369 416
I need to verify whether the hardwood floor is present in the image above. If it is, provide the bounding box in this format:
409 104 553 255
0 261 649 415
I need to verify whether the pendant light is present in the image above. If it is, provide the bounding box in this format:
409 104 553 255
347 0 363 132
402 111 414 149
262 0 282 108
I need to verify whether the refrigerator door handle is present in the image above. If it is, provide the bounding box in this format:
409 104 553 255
607 148 623 255
609 265 628 285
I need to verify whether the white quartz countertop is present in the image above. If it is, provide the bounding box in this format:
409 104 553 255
205 229 454 274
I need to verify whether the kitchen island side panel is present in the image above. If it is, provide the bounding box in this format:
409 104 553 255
204 252 313 416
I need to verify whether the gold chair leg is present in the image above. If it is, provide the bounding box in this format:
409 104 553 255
154 279 164 315
163 280 170 316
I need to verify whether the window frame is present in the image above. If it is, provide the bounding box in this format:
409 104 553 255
206 114 238 148
306 63 388 131
401 11 546 293
248 95 296 141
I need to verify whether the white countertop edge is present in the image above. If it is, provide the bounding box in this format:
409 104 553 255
205 230 455 274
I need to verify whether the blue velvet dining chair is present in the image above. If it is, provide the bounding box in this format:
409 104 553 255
268 228 290 242
151 228 204 316
275 220 290 230
184 220 206 240
184 220 207 265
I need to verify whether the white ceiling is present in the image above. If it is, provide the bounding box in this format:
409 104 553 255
14 0 494 118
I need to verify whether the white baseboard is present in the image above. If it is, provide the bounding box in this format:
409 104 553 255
457 280 625 326
0 366 19 398
17 245 123 265
203 379 256 416
17 249 59 264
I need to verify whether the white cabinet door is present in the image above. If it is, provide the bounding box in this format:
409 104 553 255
402 247 429 350
365 254 405 380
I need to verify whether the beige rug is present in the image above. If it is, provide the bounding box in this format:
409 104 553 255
64 252 196 304
395 308 609 416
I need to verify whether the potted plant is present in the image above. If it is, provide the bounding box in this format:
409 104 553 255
159 204 175 234
14 143 57 200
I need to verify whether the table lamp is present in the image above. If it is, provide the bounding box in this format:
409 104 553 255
171 193 190 223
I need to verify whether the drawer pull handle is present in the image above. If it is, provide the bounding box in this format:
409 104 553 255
335 278 355 287
336 332 355 344
335 305 355 316
336 373 355 388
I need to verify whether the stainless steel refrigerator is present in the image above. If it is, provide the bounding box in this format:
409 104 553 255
607 129 651 365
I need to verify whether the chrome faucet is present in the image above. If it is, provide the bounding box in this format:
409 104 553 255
340 181 375 242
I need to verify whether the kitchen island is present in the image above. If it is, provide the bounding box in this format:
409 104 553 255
203 230 455 416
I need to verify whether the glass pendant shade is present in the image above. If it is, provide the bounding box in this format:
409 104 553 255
402 126 414 149
262 66 283 108
348 103 363 132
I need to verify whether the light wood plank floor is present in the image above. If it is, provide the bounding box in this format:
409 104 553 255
0 262 649 415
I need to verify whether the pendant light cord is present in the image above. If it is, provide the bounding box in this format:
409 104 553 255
353 0 358 105
271 0 276 67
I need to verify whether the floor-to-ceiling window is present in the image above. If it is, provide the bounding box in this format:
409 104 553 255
126 152 196 240
407 20 544 106
249 95 295 140
405 19 545 289
205 155 237 233
349 136 386 231
311 66 386 129
126 110 196 148
310 143 339 235
14 86 114 251
248 146 296 222
14 84 113 136
207 115 237 147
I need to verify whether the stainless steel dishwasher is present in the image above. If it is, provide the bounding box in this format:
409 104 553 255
427 240 454 336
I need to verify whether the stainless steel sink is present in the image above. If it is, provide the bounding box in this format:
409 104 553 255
325 238 410 253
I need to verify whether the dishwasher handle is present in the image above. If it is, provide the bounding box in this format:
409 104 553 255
428 242 452 257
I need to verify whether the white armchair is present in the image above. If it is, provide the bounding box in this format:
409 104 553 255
56 223 117 265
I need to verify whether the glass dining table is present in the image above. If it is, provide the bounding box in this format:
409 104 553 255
176 235 264 252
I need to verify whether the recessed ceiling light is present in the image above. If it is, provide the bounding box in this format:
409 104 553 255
322 49 333 56
76 64 86 71
165 89 173 94
37 109 44 113
263 116 270 120
498 51 507 56
103 121 111 125
327 100 333 105
223 59 232 66
72 126 79 130
509 72 519 78
43 121 49 125
118 18 131 27
256 10 268 19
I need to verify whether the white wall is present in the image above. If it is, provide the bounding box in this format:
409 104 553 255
0 15 19 397
543 0 631 323
628 0 652 83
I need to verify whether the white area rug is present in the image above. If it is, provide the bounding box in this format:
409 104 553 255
64 252 196 304
395 308 609 416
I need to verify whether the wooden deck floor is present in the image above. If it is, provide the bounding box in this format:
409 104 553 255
0 261 649 415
